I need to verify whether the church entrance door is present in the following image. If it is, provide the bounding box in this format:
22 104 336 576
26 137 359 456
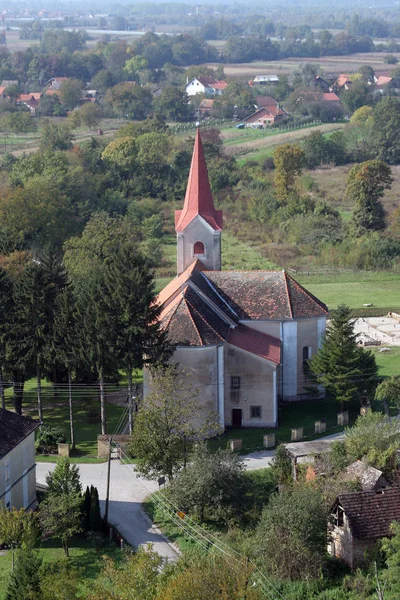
232 408 242 427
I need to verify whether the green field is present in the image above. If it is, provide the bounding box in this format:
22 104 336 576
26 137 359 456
0 537 121 599
295 271 400 310
371 346 400 378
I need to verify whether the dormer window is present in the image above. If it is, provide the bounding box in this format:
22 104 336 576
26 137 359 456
194 241 205 255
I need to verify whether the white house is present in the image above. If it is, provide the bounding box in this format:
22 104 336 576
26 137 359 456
186 77 228 96
0 409 40 511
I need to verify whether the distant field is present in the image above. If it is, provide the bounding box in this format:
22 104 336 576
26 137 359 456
228 123 345 163
209 51 400 79
308 164 400 215
296 271 400 310
371 346 400 378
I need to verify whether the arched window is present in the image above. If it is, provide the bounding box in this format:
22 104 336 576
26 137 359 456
194 241 205 255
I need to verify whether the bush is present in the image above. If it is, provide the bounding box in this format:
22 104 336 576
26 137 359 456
35 426 66 454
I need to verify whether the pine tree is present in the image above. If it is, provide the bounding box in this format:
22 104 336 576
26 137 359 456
102 241 172 433
89 486 102 531
5 549 42 600
309 304 378 407
51 278 83 450
0 268 14 410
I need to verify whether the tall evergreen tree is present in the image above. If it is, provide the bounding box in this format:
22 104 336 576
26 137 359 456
89 486 102 531
82 485 91 531
309 304 378 407
103 241 172 433
51 278 83 449
0 268 14 409
5 549 42 600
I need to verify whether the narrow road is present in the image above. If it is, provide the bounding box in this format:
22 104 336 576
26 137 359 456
35 461 179 562
36 431 345 559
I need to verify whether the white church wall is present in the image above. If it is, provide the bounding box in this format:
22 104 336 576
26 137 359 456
224 344 277 427
282 321 298 400
177 216 221 274
239 320 281 339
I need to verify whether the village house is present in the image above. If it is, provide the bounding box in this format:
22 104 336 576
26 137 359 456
243 104 287 128
344 460 389 491
333 74 352 91
185 76 228 97
16 92 42 115
329 488 400 568
0 408 39 511
249 75 279 87
151 130 328 429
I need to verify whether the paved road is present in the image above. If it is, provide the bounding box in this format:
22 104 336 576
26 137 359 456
36 432 345 560
36 461 179 562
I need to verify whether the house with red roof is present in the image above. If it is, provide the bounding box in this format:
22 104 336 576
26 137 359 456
151 130 328 429
185 76 228 96
243 104 287 128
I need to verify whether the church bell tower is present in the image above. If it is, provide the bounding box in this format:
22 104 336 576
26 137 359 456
175 129 223 275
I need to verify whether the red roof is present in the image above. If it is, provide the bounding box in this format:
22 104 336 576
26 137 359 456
213 81 228 90
228 324 281 364
376 76 393 86
0 87 5 95
323 92 340 102
45 89 60 96
175 129 222 232
17 93 41 102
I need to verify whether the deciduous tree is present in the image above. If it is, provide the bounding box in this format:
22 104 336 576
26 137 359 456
273 144 305 203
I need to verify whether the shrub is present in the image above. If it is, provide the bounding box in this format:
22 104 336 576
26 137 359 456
35 426 66 454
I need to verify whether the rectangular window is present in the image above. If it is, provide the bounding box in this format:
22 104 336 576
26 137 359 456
250 406 262 419
231 376 241 390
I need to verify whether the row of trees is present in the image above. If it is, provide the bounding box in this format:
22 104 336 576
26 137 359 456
0 216 171 437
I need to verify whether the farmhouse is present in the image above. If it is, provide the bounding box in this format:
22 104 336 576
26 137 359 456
329 488 400 568
250 75 280 86
0 409 39 511
151 130 328 429
243 105 287 128
185 77 228 96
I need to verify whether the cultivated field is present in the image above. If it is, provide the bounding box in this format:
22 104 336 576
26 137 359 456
208 52 400 79
221 123 345 159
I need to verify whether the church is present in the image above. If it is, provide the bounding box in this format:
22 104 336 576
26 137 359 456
154 129 328 429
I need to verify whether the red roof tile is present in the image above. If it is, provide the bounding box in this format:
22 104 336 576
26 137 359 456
175 130 222 232
337 488 400 540
323 92 340 102
228 324 280 363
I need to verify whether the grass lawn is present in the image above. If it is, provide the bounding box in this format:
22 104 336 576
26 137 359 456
0 537 122 599
295 271 400 310
209 397 359 454
4 379 127 459
370 346 400 378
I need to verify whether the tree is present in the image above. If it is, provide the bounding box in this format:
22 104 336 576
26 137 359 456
89 486 102 531
375 375 400 413
0 508 39 571
51 281 83 450
45 458 82 496
39 492 83 557
345 105 375 161
104 82 153 119
39 122 74 151
309 304 378 407
341 80 372 114
0 111 37 134
39 561 80 600
154 86 193 122
373 97 400 164
7 260 58 422
0 268 13 409
124 56 149 83
346 160 392 236
59 78 83 110
273 144 305 203
169 443 248 523
344 411 400 476
87 549 162 600
102 240 172 432
69 103 103 130
252 485 328 580
130 366 221 480
4 549 42 600
101 136 137 175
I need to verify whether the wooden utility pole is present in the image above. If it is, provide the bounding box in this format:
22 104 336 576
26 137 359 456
104 437 112 523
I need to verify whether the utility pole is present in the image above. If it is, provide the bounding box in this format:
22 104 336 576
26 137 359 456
104 436 112 523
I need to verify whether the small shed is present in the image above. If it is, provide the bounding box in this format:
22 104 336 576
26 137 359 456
329 488 400 568
344 460 389 491
284 438 340 479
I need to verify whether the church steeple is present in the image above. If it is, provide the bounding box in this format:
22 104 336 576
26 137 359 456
175 129 222 275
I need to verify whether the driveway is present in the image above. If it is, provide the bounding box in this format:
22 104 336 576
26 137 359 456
35 461 179 562
36 431 345 559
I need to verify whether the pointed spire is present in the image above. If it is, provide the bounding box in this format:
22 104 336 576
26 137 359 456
175 129 223 232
